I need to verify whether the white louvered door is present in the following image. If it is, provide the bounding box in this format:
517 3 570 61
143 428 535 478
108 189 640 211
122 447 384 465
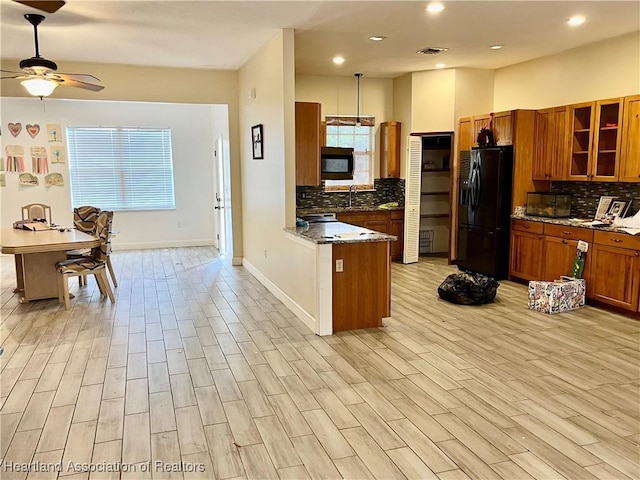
403 136 422 263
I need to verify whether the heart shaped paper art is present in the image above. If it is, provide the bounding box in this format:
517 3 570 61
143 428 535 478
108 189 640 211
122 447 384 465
8 122 22 137
26 124 40 138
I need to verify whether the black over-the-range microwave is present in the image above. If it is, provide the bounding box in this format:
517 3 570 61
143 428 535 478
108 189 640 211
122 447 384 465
320 146 354 180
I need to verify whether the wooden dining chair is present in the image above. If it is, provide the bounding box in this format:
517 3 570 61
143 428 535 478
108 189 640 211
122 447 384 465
56 210 115 310
21 203 52 224
69 206 118 288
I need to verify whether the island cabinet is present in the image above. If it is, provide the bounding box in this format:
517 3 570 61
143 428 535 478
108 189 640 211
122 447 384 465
589 231 640 312
619 94 640 183
336 210 404 261
566 98 623 182
509 219 544 281
295 102 322 186
380 121 401 178
332 241 391 332
532 106 568 180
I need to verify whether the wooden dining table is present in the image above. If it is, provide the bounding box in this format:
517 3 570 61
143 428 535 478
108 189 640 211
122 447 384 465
1 228 100 303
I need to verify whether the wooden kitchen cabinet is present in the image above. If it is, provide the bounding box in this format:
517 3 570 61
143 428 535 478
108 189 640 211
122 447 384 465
541 224 593 286
491 111 514 146
619 94 640 183
389 210 404 261
533 106 568 180
336 210 404 261
590 231 640 312
509 220 544 281
295 102 322 186
566 98 623 182
380 121 401 178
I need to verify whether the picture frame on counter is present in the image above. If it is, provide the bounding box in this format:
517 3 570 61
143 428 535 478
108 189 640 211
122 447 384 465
607 200 630 219
595 196 617 220
252 124 263 159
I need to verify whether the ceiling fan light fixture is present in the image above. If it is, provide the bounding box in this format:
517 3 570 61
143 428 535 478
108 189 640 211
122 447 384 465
21 77 57 97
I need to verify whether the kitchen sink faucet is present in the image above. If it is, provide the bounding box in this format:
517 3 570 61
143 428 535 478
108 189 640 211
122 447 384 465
348 184 357 208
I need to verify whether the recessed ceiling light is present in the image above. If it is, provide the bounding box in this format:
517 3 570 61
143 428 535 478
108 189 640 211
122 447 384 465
333 56 345 65
568 15 586 26
435 63 446 69
426 2 445 14
489 45 503 50
369 35 387 42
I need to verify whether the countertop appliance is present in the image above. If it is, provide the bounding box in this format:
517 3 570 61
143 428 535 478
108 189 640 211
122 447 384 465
321 146 354 180
457 146 513 279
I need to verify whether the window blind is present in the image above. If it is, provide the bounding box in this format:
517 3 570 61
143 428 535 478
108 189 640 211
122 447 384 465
67 126 176 211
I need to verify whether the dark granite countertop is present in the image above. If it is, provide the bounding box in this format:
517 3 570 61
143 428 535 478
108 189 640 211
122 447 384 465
511 214 630 234
297 205 404 215
284 221 396 245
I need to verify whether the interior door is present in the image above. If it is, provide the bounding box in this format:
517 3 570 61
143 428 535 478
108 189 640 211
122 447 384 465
403 136 422 263
214 137 226 254
214 136 233 258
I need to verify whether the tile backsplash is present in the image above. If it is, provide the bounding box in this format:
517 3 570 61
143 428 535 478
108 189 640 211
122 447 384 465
297 178 405 210
550 181 640 218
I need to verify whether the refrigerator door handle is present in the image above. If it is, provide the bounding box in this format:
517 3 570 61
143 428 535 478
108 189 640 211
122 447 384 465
474 165 482 212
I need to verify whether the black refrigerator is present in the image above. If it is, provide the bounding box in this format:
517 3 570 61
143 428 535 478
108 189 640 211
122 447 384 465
457 146 513 279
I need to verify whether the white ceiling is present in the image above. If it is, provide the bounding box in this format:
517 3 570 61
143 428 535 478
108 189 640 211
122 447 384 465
1 0 639 79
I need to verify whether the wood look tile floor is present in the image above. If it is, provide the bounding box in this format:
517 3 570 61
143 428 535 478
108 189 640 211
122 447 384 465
1 247 639 480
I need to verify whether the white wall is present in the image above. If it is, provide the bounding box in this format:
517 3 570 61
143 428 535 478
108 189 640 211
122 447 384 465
494 31 640 111
410 69 457 132
1 97 228 250
453 68 495 120
239 30 318 327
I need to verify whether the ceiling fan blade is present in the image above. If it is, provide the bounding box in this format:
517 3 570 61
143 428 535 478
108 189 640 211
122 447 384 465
55 77 104 92
54 72 102 84
1 75 23 80
13 1 65 13
1 69 23 75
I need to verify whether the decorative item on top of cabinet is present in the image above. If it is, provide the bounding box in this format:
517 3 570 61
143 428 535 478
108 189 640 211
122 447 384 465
295 102 322 186
380 121 401 178
619 94 640 183
566 98 623 182
533 106 568 180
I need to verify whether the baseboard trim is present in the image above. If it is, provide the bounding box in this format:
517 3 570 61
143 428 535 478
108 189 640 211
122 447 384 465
232 257 243 266
242 258 317 334
112 240 214 251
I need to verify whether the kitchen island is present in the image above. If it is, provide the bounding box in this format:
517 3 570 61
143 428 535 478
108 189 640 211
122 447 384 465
285 221 396 334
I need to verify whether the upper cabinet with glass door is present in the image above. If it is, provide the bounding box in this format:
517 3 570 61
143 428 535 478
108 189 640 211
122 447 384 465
566 98 623 181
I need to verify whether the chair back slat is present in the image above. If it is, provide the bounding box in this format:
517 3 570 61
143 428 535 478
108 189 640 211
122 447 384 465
73 206 101 234
92 211 114 263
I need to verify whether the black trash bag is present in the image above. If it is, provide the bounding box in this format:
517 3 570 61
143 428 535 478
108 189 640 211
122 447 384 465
437 271 500 305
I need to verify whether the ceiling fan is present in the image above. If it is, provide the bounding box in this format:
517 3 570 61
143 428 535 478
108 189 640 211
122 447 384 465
12 0 66 13
0 12 104 97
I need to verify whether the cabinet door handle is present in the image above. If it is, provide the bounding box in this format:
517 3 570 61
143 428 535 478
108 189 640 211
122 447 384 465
522 224 530 229
562 231 572 235
562 239 568 244
636 252 639 257
611 238 623 243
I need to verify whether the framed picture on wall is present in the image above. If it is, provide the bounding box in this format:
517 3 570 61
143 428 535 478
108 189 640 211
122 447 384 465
252 124 263 159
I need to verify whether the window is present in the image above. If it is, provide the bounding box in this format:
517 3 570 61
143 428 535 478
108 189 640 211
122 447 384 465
67 126 175 211
324 115 375 190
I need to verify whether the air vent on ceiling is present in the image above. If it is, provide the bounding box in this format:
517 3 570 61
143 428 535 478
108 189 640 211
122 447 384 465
417 47 448 55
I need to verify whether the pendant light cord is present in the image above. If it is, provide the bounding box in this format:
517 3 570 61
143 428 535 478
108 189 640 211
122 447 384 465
355 73 363 126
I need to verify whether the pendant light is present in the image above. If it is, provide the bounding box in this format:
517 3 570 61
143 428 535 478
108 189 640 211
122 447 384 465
354 72 363 127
